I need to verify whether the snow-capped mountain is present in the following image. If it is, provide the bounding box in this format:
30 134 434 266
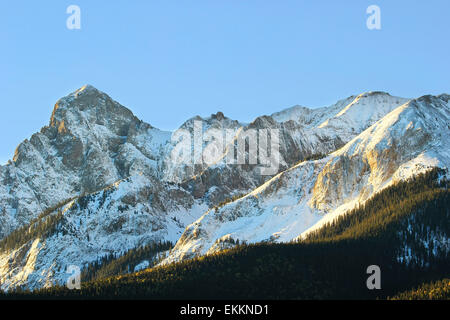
171 92 410 206
162 94 450 263
1 85 447 290
0 85 172 239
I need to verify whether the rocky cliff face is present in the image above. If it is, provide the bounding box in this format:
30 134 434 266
1 85 446 290
0 85 171 239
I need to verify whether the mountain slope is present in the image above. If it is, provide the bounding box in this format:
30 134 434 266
7 169 448 299
0 87 409 240
0 85 171 239
0 173 207 290
0 85 443 292
163 94 450 263
174 92 410 206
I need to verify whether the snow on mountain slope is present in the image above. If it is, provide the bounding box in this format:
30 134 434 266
0 174 207 291
316 92 410 142
0 85 434 290
163 94 450 263
0 85 171 239
161 112 244 184
0 85 406 240
271 104 331 126
271 92 409 129
170 92 409 206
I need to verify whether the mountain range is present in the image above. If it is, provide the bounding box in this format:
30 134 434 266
0 85 448 291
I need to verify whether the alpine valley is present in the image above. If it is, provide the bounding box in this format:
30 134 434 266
0 85 449 299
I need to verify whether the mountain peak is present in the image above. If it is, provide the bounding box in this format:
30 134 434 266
57 84 114 105
72 84 100 96
437 93 450 102
417 93 450 105
211 111 225 121
357 91 391 98
56 85 104 104
49 85 139 137
76 84 97 92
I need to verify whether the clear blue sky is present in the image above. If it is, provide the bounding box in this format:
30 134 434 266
1 0 449 164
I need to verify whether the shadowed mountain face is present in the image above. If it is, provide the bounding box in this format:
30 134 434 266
1 85 448 290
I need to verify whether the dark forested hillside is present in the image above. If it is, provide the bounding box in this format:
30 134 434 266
2 168 449 300
389 278 450 300
81 241 173 282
